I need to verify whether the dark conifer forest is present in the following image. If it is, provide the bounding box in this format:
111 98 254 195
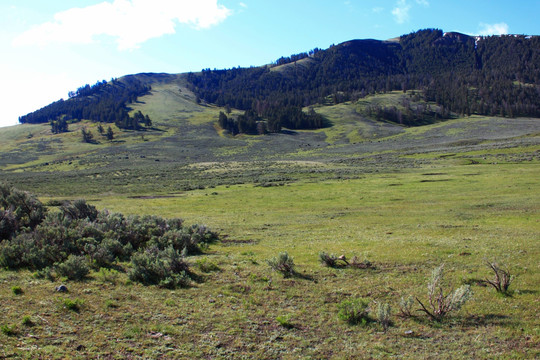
18 77 152 130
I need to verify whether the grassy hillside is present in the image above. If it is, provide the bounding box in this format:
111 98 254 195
1 77 539 358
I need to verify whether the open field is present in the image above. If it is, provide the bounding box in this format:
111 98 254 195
1 81 539 358
1 161 539 359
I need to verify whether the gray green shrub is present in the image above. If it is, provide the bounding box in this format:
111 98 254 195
416 264 472 322
128 246 192 288
56 255 90 280
267 252 296 277
338 298 370 325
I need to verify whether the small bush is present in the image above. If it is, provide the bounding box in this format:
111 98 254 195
0 182 47 235
158 271 191 289
128 246 192 288
267 252 296 278
319 252 337 267
398 295 415 317
483 260 513 295
377 302 392 332
338 298 370 325
11 286 23 295
416 264 472 322
319 252 338 267
56 255 90 280
63 298 84 312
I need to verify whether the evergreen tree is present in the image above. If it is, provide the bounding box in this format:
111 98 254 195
144 115 152 127
106 126 114 141
81 127 94 143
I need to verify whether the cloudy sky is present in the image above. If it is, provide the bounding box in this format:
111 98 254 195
1 0 538 127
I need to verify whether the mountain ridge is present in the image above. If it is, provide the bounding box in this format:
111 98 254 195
17 29 540 132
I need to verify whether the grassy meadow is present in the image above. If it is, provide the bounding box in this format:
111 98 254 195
1 79 539 358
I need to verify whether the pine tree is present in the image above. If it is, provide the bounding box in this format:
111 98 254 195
81 127 94 143
106 126 114 141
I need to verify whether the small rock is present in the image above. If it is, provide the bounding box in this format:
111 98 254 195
55 284 68 292
404 330 414 336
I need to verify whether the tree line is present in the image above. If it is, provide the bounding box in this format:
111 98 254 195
19 77 154 131
218 105 327 135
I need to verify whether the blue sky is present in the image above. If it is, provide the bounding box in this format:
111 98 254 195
1 0 539 127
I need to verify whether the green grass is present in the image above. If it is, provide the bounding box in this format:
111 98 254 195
1 160 537 358
0 80 539 358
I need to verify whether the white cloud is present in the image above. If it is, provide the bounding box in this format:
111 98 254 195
478 22 509 36
392 0 410 24
372 7 384 13
13 0 232 50
239 2 247 8
415 0 429 6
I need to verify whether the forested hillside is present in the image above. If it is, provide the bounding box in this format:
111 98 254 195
18 76 152 130
188 29 540 130
18 29 540 135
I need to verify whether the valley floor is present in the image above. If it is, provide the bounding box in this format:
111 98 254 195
1 160 539 359
0 90 539 358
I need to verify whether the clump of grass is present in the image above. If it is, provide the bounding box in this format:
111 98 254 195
275 315 294 329
104 299 119 309
95 267 120 284
416 264 472 322
11 286 23 295
164 299 176 307
32 267 55 281
267 252 296 278
248 273 269 283
63 298 84 312
1 324 17 336
123 326 142 339
195 257 220 273
21 316 34 327
337 298 371 325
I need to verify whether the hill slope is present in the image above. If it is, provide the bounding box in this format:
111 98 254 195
1 28 539 195
18 29 540 131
